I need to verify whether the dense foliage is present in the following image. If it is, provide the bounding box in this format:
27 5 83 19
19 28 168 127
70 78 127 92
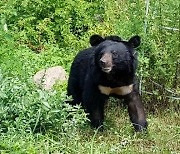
0 0 179 153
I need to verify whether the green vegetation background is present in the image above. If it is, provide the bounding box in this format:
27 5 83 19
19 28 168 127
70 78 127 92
0 0 179 153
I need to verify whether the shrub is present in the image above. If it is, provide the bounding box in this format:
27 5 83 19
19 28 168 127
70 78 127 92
0 0 105 50
0 69 87 134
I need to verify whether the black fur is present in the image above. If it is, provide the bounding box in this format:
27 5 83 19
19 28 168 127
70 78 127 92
67 34 147 131
90 34 122 46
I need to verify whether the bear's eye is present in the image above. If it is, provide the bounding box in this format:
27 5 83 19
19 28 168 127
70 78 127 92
112 51 118 57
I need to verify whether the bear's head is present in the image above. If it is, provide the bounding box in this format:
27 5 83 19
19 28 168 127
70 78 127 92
90 34 141 74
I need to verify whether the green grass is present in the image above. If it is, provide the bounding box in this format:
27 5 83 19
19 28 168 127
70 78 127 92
0 0 179 153
0 104 179 154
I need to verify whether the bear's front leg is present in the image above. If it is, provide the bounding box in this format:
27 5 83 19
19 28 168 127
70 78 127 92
82 83 108 129
125 91 148 132
88 100 105 128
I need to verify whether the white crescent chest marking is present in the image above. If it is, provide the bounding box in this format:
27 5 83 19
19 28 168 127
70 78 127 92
98 84 133 96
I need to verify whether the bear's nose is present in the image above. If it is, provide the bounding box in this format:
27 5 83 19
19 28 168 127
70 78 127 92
100 59 106 67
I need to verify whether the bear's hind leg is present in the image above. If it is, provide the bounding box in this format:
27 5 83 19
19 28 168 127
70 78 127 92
67 78 82 105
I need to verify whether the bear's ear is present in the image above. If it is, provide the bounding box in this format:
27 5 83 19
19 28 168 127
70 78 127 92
128 35 141 48
90 34 104 46
105 35 122 42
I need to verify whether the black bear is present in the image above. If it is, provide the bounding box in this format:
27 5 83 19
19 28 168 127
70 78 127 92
67 34 147 131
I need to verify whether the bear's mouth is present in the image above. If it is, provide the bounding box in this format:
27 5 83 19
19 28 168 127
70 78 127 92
102 67 112 73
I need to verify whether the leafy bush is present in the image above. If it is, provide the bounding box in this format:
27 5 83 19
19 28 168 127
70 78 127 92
0 0 105 51
0 69 87 133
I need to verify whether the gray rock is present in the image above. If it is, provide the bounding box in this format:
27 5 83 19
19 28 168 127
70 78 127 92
33 66 67 90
